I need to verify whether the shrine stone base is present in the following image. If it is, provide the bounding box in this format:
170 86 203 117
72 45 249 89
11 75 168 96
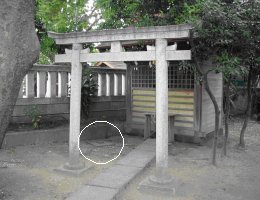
54 162 92 176
138 175 181 196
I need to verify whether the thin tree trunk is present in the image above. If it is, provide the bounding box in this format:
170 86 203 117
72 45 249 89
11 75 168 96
189 31 221 165
239 67 252 148
204 72 221 165
223 76 231 156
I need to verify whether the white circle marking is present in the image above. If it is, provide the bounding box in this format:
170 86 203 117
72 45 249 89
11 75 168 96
78 121 124 165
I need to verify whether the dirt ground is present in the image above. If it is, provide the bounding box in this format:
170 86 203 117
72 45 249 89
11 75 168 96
1 118 260 200
0 135 143 200
119 118 260 200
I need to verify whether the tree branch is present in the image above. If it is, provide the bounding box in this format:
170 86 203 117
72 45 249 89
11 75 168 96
86 16 101 31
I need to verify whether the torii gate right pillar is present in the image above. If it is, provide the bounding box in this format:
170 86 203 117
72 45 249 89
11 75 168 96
139 38 175 195
155 38 170 181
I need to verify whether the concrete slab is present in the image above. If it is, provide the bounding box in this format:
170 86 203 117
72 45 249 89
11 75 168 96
117 149 155 168
134 139 155 152
66 139 156 200
66 185 118 200
88 164 142 189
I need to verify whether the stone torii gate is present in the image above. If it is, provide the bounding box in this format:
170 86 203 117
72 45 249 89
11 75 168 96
48 24 192 189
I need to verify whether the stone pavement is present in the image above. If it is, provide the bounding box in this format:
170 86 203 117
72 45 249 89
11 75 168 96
66 139 155 200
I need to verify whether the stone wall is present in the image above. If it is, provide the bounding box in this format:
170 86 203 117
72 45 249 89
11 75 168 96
11 64 126 124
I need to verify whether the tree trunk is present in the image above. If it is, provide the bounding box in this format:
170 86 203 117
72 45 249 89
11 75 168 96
203 72 221 165
239 67 252 148
189 31 221 165
223 76 231 156
0 0 40 148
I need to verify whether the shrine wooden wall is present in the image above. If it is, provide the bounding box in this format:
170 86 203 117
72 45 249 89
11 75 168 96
131 89 194 130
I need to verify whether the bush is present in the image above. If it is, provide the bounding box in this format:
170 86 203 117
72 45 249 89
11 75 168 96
24 106 42 129
81 68 98 118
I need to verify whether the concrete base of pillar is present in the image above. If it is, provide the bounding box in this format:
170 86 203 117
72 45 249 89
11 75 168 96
54 162 92 176
138 175 180 196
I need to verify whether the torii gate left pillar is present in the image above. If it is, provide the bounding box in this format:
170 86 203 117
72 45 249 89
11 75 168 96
64 43 85 170
54 43 90 175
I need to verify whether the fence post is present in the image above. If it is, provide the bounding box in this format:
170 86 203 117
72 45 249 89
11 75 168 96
58 72 68 97
122 73 126 96
26 72 34 98
97 73 102 96
46 72 57 98
68 73 71 96
18 81 24 98
106 73 110 96
114 74 118 96
37 71 46 98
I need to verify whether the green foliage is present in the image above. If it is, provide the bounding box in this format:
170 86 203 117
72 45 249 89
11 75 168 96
36 0 92 63
40 36 57 58
96 0 203 28
216 52 243 81
36 0 88 33
193 0 260 65
25 106 42 129
192 1 236 60
189 0 260 99
175 0 204 24
81 68 98 118
37 35 57 64
37 52 52 64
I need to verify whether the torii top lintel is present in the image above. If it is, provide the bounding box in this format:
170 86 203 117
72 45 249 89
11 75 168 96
48 24 192 45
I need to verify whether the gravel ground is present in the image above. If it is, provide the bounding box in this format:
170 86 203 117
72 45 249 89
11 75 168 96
0 135 143 200
0 118 259 200
118 118 260 200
